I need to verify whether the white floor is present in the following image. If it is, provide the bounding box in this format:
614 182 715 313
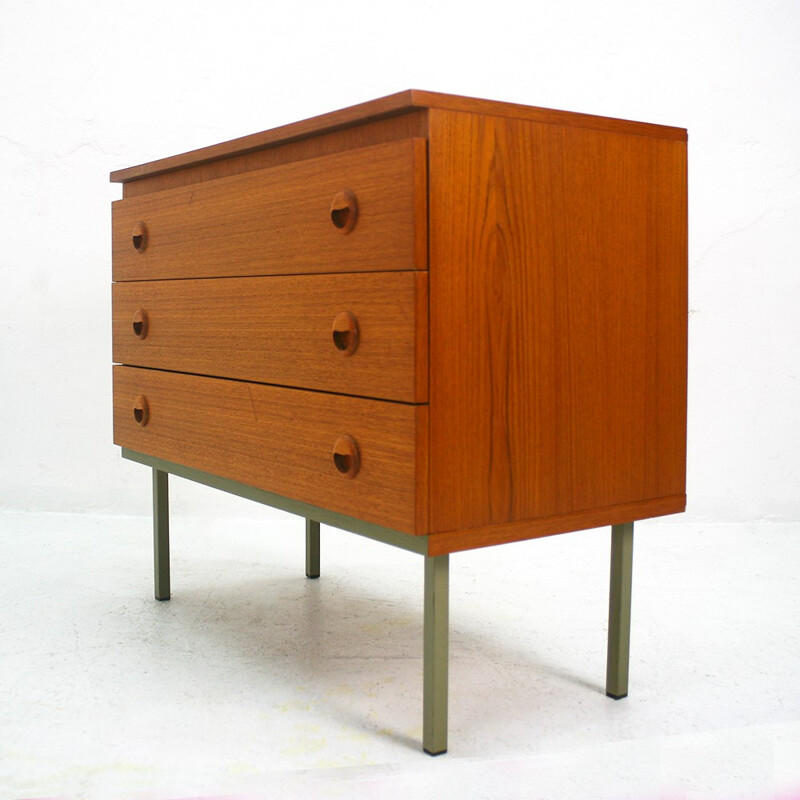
1 490 799 799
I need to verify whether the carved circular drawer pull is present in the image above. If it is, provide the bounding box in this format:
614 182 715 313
131 221 149 253
332 435 360 478
332 311 359 356
132 309 149 339
133 395 150 427
330 189 358 233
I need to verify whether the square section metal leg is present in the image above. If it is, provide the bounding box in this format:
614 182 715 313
153 468 170 601
305 518 320 579
606 521 633 699
423 554 449 755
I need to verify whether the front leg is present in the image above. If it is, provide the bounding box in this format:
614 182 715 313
423 554 449 755
606 522 633 698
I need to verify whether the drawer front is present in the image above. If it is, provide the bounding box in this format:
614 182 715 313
113 366 428 534
113 272 428 403
112 138 427 281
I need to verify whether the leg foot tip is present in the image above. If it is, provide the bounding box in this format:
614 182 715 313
305 573 320 580
606 691 627 700
423 747 447 756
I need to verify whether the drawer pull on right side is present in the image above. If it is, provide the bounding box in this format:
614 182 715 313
332 311 359 355
333 435 360 478
133 395 150 426
132 309 149 339
330 189 358 233
131 221 148 253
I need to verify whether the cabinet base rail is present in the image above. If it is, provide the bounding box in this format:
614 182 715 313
135 450 633 755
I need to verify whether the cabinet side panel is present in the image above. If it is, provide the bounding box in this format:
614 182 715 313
427 109 687 533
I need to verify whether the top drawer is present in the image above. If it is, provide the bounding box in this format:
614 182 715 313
112 138 427 281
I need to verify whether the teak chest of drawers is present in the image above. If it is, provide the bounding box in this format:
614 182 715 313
111 90 687 754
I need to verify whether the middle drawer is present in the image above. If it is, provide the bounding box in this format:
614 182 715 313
112 271 428 403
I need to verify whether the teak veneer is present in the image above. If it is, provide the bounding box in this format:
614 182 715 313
111 89 688 754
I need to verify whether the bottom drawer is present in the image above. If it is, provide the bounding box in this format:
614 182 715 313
113 366 427 534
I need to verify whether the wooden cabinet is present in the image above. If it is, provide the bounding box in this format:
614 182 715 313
111 90 687 753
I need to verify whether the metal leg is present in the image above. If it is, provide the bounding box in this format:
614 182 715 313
606 521 633 699
305 519 320 579
153 468 170 601
423 554 449 755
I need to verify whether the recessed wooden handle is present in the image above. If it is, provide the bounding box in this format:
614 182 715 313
132 309 149 339
330 189 358 234
332 311 359 355
132 221 148 253
332 435 360 478
133 395 150 426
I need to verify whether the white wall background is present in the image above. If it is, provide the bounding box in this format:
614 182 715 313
1 0 798 525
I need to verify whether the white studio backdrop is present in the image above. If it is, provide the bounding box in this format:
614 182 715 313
1 0 798 524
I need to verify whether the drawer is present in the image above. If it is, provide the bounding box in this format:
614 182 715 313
112 138 427 281
113 366 428 534
113 272 427 403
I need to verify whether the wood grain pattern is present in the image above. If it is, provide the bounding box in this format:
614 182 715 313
426 494 686 555
110 90 685 186
427 109 687 534
121 111 428 198
112 272 427 403
110 94 688 547
113 366 427 534
113 139 427 281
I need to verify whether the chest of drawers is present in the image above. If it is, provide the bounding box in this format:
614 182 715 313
111 90 687 754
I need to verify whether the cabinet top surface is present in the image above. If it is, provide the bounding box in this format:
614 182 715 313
109 89 687 184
